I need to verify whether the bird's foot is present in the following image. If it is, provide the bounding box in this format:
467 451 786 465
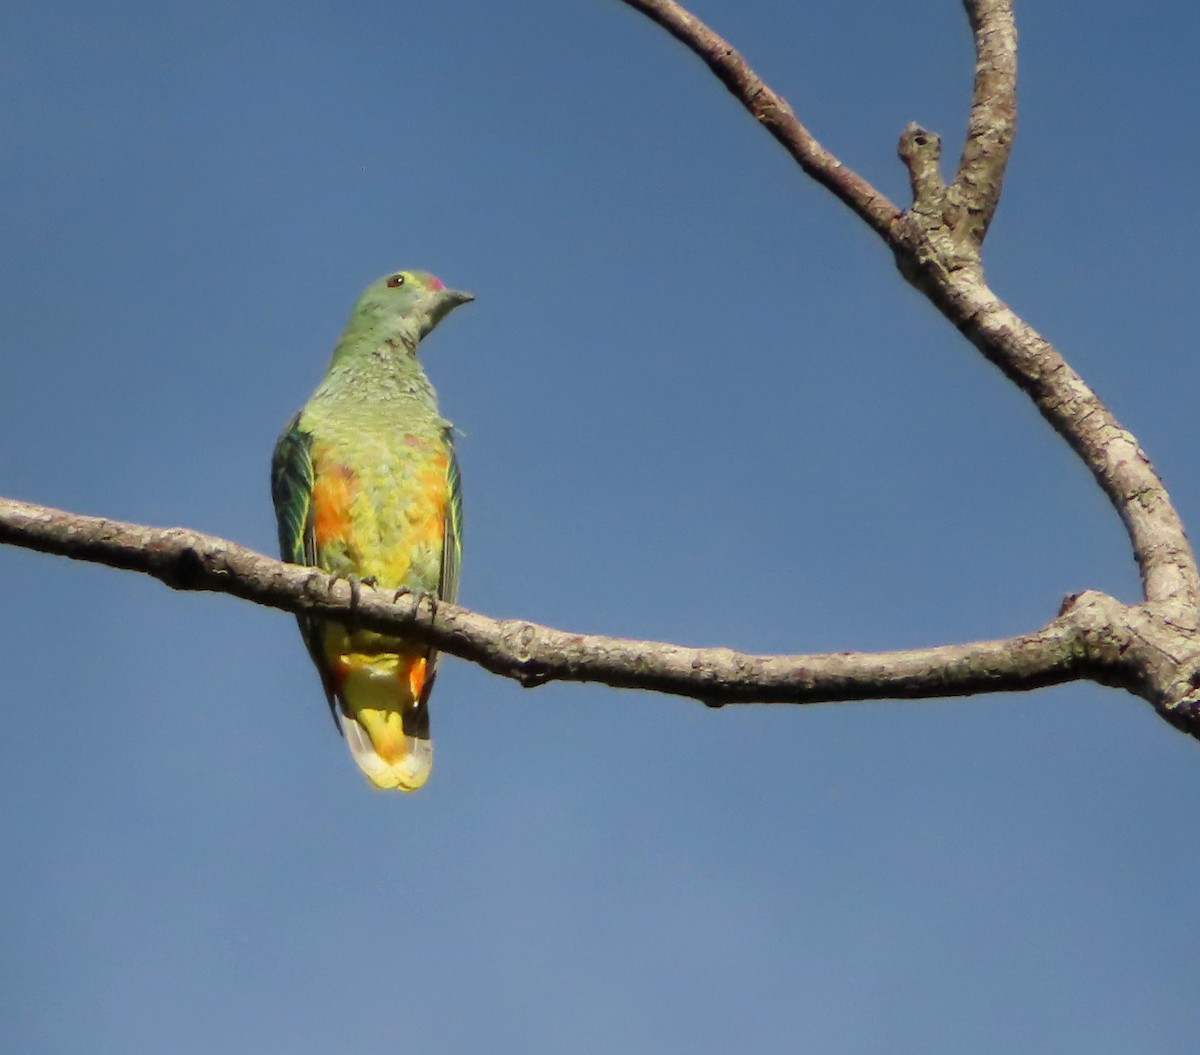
323 572 372 612
392 586 438 626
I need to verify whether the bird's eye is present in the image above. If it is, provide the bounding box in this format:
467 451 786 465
386 274 405 288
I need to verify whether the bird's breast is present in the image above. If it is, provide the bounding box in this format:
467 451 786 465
309 428 449 592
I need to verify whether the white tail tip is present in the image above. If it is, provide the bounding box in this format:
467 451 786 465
342 713 433 791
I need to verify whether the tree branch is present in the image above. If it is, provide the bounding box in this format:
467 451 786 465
0 494 1127 708
616 0 1200 618
4 3 1200 745
951 0 1018 242
915 274 1200 614
614 0 903 241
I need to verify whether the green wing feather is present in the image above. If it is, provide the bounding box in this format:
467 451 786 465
270 413 316 566
411 429 463 724
270 415 340 725
439 427 463 605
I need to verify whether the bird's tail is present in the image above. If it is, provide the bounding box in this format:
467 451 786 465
335 650 433 791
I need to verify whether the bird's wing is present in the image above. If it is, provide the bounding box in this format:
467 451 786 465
270 413 317 567
271 414 340 725
411 430 463 718
439 427 464 606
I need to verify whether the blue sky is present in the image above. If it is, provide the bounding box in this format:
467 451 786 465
3 1 1199 1051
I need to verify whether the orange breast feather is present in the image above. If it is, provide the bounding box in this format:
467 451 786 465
311 462 357 549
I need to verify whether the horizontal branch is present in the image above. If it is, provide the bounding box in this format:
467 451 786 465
0 494 1111 707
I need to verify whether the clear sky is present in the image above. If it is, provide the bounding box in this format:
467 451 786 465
3 1 1199 1052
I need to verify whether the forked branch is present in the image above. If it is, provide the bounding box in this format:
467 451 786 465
616 0 1199 617
3 1 1200 739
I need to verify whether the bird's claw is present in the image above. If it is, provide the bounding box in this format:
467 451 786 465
390 586 439 627
323 572 368 612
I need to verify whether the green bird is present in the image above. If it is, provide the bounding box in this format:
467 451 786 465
271 269 472 790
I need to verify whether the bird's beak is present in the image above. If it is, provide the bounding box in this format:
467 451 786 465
433 288 474 314
442 288 474 308
418 287 474 339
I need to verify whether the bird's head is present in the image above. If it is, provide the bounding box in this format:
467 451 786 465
350 269 474 347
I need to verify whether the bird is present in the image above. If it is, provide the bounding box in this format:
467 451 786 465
270 269 472 789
